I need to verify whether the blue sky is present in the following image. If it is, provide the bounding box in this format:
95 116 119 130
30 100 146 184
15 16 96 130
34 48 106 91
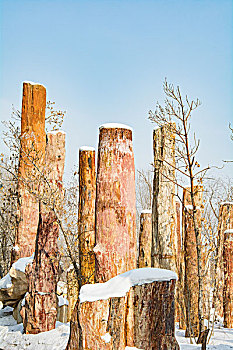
0 0 232 179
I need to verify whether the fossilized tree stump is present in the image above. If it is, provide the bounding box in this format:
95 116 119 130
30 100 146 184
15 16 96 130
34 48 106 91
67 266 79 322
223 229 233 328
78 146 96 286
94 123 137 282
138 209 152 268
152 123 177 272
23 129 65 334
12 82 46 262
215 202 233 318
183 186 203 337
175 201 185 328
66 268 180 350
23 208 59 334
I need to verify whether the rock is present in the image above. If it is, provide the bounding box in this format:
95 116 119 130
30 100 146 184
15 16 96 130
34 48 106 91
0 255 34 308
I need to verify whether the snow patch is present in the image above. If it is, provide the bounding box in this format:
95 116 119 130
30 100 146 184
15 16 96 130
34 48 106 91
224 229 233 234
125 347 144 350
0 273 12 289
23 81 45 87
141 209 152 214
79 268 177 303
220 201 233 206
99 123 133 131
79 146 95 151
58 296 69 307
185 205 200 210
67 264 74 272
101 332 111 343
12 245 19 251
48 130 66 135
12 254 34 273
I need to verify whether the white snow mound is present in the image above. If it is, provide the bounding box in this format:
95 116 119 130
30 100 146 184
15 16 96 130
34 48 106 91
79 268 177 303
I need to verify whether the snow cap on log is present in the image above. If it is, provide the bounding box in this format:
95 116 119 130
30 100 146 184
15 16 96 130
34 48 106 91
80 267 177 303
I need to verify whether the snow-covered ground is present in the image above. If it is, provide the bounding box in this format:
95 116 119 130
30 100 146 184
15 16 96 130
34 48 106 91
0 304 232 349
0 306 70 350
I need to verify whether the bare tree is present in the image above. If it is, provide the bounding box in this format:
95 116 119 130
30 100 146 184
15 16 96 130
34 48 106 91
149 79 213 338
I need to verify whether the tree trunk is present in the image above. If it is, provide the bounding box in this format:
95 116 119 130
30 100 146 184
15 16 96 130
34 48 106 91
22 130 65 333
223 229 233 328
12 82 46 262
78 147 96 285
66 268 179 350
214 202 233 319
95 124 137 282
151 123 177 272
23 209 59 334
138 209 152 268
183 186 203 337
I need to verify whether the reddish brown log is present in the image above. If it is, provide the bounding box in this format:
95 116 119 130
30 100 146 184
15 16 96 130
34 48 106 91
12 82 46 262
66 268 180 350
175 201 186 328
78 147 96 285
183 186 203 337
223 229 233 328
23 209 59 334
152 123 177 272
215 202 233 318
138 209 152 268
94 124 137 282
23 130 65 334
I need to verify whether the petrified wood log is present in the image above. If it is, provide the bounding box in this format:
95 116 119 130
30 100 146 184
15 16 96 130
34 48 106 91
138 210 152 268
23 209 59 334
78 146 96 285
67 267 79 322
95 124 137 282
12 82 46 262
215 202 233 318
183 186 203 337
66 268 180 350
152 123 177 272
223 229 233 328
175 201 186 328
22 130 65 334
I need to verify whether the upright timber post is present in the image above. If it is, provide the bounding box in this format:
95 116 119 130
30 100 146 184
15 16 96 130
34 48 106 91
138 209 152 268
78 146 96 285
94 123 137 282
23 130 65 334
151 123 177 271
12 82 46 262
215 202 233 318
223 229 233 328
183 186 203 337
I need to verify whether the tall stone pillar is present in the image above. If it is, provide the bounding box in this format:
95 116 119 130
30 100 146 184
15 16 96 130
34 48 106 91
183 186 203 337
223 229 233 328
94 123 137 283
138 209 152 268
23 130 65 334
78 146 96 285
151 123 177 271
215 202 233 318
12 82 46 262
